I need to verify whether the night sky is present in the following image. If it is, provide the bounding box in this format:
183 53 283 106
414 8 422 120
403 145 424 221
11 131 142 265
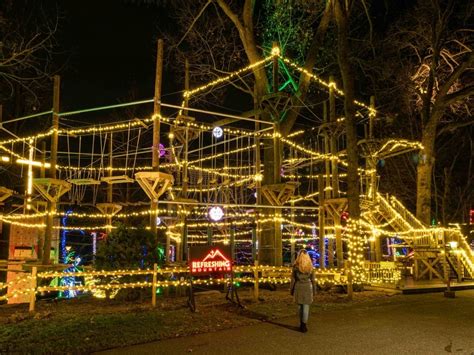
57 1 169 112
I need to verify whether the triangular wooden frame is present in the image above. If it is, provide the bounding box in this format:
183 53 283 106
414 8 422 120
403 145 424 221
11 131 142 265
261 181 299 206
96 203 123 216
0 186 14 203
33 178 71 203
135 171 174 202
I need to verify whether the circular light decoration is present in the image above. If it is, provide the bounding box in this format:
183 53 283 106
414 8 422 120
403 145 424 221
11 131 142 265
209 206 224 221
212 126 223 139
156 217 162 226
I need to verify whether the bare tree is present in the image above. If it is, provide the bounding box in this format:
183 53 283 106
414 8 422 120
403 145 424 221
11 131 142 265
144 0 334 265
0 0 59 114
354 0 473 225
389 0 472 225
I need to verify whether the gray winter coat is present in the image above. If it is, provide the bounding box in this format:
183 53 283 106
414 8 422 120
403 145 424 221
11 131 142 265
290 267 316 305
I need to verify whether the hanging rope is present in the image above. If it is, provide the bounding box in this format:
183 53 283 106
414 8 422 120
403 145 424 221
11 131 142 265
124 122 131 175
132 127 141 174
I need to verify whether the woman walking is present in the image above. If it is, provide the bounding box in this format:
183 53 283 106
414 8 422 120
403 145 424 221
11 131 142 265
290 249 316 333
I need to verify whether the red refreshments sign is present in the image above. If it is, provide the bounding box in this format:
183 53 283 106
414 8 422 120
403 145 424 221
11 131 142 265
189 246 232 275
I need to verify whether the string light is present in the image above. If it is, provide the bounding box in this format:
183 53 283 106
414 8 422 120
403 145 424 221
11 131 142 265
183 55 274 98
3 262 405 302
279 56 376 115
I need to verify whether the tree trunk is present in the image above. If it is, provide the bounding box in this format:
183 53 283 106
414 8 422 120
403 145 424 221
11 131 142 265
335 0 362 298
416 114 438 225
334 1 360 220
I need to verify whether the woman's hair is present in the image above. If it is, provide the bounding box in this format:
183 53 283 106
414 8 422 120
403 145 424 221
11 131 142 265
294 249 313 273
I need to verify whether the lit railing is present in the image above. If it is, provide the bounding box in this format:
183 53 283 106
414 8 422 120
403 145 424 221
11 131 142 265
364 262 402 286
1 264 348 310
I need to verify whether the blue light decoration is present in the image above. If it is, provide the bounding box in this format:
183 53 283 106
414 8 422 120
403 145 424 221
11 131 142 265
54 208 85 298
58 250 84 298
60 209 73 263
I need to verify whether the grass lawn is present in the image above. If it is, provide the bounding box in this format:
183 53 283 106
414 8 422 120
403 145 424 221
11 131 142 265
0 287 399 353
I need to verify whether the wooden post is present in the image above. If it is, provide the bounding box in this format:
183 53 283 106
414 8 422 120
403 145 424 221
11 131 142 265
43 75 60 265
272 42 279 93
40 141 46 179
290 201 296 264
50 75 60 179
251 227 257 262
335 219 343 267
274 209 282 266
182 220 188 261
329 75 339 196
443 232 455 298
272 43 282 266
24 142 34 213
152 263 157 307
36 141 47 261
184 58 190 116
151 39 164 237
347 268 354 300
106 133 113 233
207 226 212 245
182 60 189 193
178 59 190 263
254 88 261 263
375 235 382 262
318 175 325 269
29 266 37 312
253 260 259 301
272 122 282 272
328 238 334 267
230 227 235 261
456 252 462 282
323 102 331 199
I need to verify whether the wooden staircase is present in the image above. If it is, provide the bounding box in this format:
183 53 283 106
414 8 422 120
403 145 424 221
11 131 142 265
360 193 474 281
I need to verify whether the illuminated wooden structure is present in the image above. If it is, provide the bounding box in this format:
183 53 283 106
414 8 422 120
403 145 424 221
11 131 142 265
0 45 471 298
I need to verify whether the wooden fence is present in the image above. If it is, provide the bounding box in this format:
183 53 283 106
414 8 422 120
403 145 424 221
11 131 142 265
1 262 402 311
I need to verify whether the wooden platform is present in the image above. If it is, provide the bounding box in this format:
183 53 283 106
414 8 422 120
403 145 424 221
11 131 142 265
368 278 474 294
400 280 474 294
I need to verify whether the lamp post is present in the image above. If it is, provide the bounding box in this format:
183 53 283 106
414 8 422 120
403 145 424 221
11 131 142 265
443 234 456 298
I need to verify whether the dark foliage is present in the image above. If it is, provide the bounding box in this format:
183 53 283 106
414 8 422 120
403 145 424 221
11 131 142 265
95 223 162 270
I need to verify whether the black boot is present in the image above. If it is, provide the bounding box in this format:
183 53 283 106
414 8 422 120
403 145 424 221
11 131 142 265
301 322 308 333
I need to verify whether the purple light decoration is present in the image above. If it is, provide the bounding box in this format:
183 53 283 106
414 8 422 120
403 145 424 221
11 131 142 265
159 143 166 157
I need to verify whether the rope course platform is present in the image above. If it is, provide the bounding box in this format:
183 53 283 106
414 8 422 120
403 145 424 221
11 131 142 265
0 45 471 301
100 175 135 184
32 179 71 203
135 171 174 202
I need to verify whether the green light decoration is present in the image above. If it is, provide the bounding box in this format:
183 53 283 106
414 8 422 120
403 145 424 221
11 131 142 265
262 0 319 64
157 246 165 263
49 250 84 299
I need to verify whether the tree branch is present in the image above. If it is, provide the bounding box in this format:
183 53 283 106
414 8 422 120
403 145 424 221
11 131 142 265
437 119 474 137
215 0 245 40
437 84 474 108
437 51 474 98
280 1 332 136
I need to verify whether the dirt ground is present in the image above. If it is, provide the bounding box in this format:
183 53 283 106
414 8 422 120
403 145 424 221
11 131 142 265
0 286 398 323
0 286 400 353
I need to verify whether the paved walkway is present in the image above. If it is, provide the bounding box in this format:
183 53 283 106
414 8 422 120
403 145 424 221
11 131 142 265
98 290 474 355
